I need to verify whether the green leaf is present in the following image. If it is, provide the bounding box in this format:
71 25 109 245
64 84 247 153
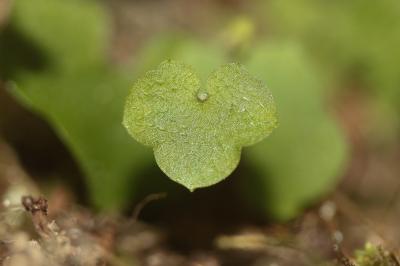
355 243 397 266
134 34 227 80
267 0 400 109
123 60 277 190
244 42 348 220
6 0 151 210
11 0 109 72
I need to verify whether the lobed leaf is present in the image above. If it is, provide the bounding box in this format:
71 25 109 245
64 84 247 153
123 60 277 190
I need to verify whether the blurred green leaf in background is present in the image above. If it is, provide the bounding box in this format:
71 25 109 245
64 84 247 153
0 0 151 210
266 0 400 111
134 34 227 80
244 42 348 220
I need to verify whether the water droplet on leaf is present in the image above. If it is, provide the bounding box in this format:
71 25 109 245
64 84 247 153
197 91 209 102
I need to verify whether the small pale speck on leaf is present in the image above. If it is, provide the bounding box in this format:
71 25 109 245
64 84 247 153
197 91 209 102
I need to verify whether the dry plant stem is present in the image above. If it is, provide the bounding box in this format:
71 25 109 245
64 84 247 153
19 195 125 265
318 200 353 264
21 196 52 239
215 230 322 265
132 192 167 221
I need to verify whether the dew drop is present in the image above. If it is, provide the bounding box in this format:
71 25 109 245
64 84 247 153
197 91 209 102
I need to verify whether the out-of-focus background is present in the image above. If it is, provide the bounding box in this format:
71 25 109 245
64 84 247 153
0 0 399 265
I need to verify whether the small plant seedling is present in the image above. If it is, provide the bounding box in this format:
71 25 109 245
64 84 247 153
123 60 277 190
355 243 400 266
